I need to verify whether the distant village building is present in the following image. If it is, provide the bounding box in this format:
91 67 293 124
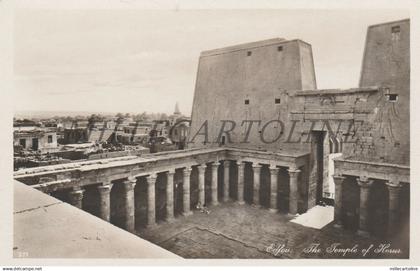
123 123 152 135
170 121 189 149
168 102 182 126
13 119 41 131
63 128 89 144
167 102 190 149
152 121 169 137
105 120 117 130
14 129 58 153
117 133 149 145
62 118 117 144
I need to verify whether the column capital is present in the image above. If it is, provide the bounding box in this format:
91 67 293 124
386 181 402 190
269 168 279 176
96 173 111 184
71 186 84 192
69 189 84 194
252 163 262 169
98 183 113 193
68 189 84 209
127 175 137 182
146 173 157 184
69 189 84 198
212 161 221 168
236 160 244 167
333 174 346 185
167 169 176 175
357 176 374 187
127 176 137 188
197 164 207 171
183 167 192 177
123 178 136 191
288 166 301 175
223 160 230 168
269 165 278 171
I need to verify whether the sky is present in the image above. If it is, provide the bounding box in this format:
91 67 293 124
14 8 409 116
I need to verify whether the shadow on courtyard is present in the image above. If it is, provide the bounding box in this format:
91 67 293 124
136 202 409 259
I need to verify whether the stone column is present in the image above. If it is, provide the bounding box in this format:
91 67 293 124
223 160 230 202
166 169 176 222
333 174 346 228
122 176 137 232
182 167 193 216
386 181 402 236
288 166 301 215
252 164 262 206
146 174 157 227
197 164 206 206
98 183 113 222
269 166 279 213
357 176 374 237
237 161 245 204
210 161 220 206
68 187 84 209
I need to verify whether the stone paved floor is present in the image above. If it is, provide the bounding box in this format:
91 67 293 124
136 202 409 259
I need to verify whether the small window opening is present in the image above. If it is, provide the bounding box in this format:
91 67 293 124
386 94 398 102
244 99 250 105
392 26 400 33
19 138 26 148
277 46 283 51
391 25 401 41
275 98 281 104
247 51 252 56
47 135 53 143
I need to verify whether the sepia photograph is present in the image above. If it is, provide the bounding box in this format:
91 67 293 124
1 0 419 269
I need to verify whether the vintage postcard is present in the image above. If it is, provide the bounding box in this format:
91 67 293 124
1 0 419 268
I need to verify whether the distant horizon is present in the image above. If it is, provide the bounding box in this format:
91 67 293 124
14 109 186 119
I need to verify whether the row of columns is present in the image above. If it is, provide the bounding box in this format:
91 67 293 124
65 166 204 232
66 160 302 233
333 174 402 237
67 179 141 232
233 161 301 215
235 161 301 215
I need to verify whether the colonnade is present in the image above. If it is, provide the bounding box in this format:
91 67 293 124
333 174 403 237
66 160 302 232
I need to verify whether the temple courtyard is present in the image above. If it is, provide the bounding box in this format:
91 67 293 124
136 202 409 259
